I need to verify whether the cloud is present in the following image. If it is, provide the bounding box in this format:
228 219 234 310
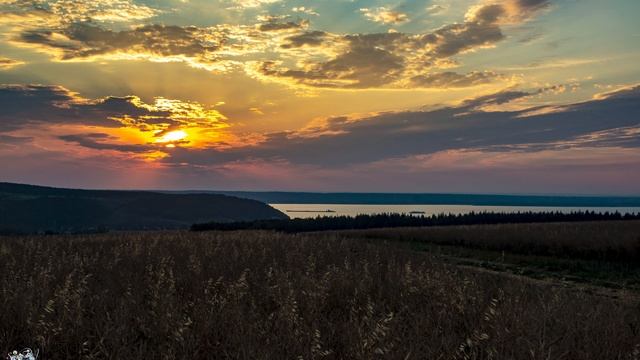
426 4 448 15
16 23 228 70
466 0 551 25
292 7 318 16
57 133 155 153
258 45 406 88
0 56 24 69
4 84 640 194
0 84 140 131
227 0 281 9
1 0 552 89
499 58 603 71
255 0 552 88
360 7 409 25
256 27 508 88
0 134 32 148
410 71 503 88
258 17 308 32
158 84 640 168
280 31 329 48
0 85 230 147
1 0 158 23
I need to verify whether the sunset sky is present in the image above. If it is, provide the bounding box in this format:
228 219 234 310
0 0 639 194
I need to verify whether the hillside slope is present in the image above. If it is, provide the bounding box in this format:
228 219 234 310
0 183 287 233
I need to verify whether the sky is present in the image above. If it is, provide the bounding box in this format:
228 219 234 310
0 0 639 194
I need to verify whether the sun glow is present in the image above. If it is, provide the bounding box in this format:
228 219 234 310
156 130 188 144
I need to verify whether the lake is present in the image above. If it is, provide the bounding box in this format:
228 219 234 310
270 204 640 219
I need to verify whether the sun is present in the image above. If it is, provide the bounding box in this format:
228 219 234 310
156 130 188 144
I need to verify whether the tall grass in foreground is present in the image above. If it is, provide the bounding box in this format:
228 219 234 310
1 231 639 359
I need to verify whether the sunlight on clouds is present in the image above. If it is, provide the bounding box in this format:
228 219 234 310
155 130 187 147
50 0 159 22
0 0 638 194
228 0 281 9
292 7 318 16
360 7 409 25
0 0 551 91
118 97 233 150
0 56 24 69
0 84 238 161
1 0 158 23
465 0 551 25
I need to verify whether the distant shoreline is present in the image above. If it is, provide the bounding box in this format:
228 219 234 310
205 191 640 207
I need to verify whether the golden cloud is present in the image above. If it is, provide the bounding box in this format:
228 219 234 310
1 0 158 24
227 0 281 9
0 56 24 69
1 0 551 90
360 7 409 25
0 84 235 156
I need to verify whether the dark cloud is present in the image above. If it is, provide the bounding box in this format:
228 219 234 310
461 89 532 108
423 21 504 58
514 0 551 15
258 18 308 32
262 0 528 88
258 0 552 88
0 84 170 131
281 31 328 48
18 23 223 60
58 133 155 152
0 134 32 145
261 32 414 88
262 46 405 88
161 85 640 167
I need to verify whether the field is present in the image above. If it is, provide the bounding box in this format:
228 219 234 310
1 223 640 359
336 221 640 290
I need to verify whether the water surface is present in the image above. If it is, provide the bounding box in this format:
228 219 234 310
271 204 640 219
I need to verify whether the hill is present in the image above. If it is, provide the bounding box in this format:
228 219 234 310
0 182 287 233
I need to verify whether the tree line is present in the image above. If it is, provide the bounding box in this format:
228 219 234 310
191 211 640 233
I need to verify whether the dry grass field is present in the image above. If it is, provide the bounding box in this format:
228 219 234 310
1 227 640 359
340 221 640 262
337 221 640 289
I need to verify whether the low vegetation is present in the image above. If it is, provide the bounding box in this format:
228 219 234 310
337 221 640 290
1 229 639 359
341 221 640 262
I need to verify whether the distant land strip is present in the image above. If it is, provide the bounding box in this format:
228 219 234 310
175 191 640 207
191 211 640 233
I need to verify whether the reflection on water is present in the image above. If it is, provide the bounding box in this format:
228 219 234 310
271 204 640 219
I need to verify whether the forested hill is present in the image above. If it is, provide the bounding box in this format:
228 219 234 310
0 182 287 234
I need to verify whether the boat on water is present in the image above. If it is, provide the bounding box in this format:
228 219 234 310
409 211 426 215
286 209 336 213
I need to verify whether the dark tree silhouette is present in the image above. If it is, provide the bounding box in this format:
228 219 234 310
192 211 640 233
